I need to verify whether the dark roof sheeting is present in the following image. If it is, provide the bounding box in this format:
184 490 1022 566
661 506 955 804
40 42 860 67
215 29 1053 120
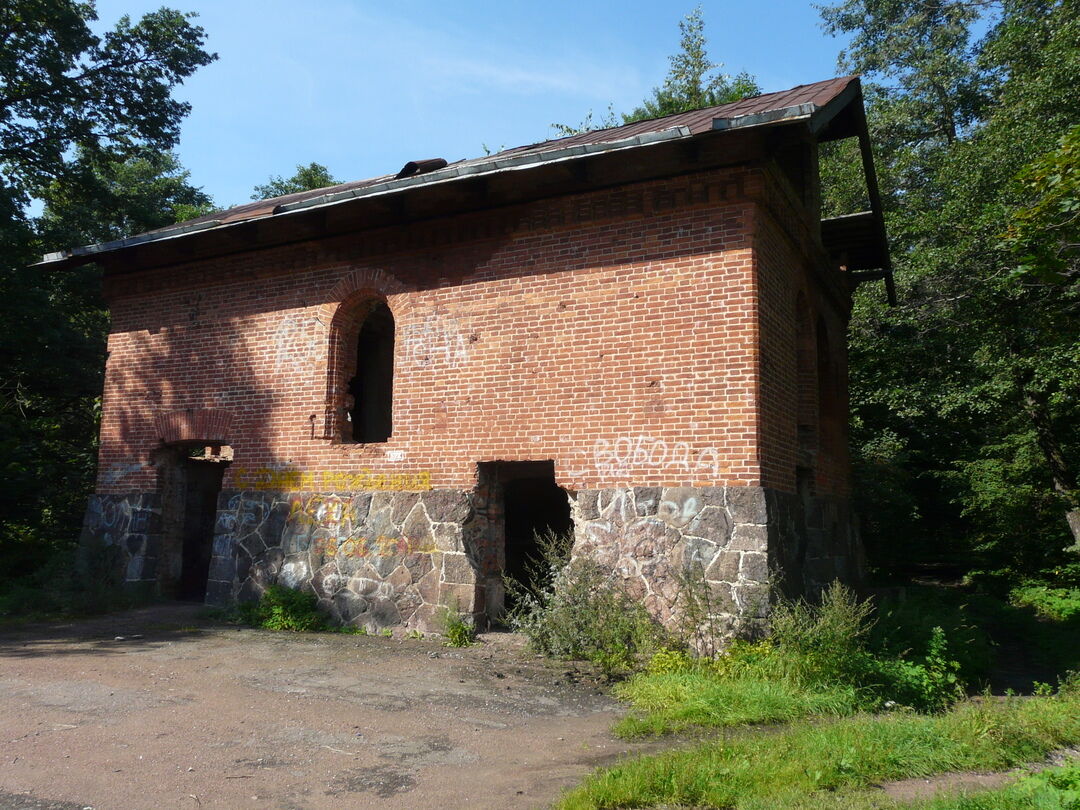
40 76 868 267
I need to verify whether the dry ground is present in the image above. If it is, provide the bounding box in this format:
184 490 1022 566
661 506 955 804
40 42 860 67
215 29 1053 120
0 604 660 810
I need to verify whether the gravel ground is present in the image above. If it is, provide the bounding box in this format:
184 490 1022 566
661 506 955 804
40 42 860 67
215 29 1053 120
0 604 659 809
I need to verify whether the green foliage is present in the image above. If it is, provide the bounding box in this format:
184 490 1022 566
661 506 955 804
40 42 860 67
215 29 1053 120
0 2 216 576
438 604 476 647
237 584 328 632
232 584 366 634
622 6 760 124
1011 585 1080 622
0 538 156 619
505 530 666 677
1004 124 1080 284
551 6 759 136
614 663 863 738
615 584 974 737
0 1 216 196
558 690 1080 809
819 0 1080 577
251 162 340 200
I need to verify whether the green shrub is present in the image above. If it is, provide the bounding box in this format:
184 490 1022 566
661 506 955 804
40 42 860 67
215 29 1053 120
0 540 155 619
1011 584 1080 622
439 604 476 647
505 530 667 677
237 584 329 632
871 586 994 686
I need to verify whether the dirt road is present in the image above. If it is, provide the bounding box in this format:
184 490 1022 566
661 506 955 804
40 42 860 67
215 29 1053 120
0 605 654 809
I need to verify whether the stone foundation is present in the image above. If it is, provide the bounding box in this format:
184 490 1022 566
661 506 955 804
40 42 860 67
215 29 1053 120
80 493 163 585
205 489 478 632
570 485 863 639
82 483 861 637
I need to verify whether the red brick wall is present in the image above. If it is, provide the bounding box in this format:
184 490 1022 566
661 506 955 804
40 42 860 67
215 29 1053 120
755 167 851 497
95 164 847 499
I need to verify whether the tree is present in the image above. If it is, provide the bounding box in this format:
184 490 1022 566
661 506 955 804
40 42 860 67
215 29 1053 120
252 162 340 200
819 0 1080 578
623 6 760 124
0 1 215 201
552 6 760 136
38 149 215 247
0 1 215 574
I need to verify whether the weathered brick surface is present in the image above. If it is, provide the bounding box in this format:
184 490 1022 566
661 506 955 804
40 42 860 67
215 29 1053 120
95 167 763 496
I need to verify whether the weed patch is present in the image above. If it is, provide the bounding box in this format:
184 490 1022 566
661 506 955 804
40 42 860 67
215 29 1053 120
505 531 666 677
224 585 362 634
438 603 476 647
558 686 1080 809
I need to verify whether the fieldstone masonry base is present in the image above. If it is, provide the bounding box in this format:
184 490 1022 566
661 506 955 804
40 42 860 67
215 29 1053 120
82 484 861 637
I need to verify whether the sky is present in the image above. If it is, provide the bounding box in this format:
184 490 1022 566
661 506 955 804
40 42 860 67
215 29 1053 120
91 0 853 209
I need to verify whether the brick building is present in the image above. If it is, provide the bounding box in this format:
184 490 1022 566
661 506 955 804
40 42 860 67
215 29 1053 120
43 76 891 634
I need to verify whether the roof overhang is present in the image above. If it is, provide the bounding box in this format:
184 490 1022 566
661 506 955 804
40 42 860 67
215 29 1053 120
35 76 891 303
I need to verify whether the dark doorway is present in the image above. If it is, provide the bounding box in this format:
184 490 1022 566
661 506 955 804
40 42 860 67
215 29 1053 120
177 457 227 600
348 300 394 442
477 461 572 617
158 447 228 602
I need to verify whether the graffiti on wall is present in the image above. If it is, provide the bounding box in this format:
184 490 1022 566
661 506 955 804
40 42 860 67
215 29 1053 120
400 316 469 368
232 467 432 492
272 313 323 377
84 496 156 545
593 436 721 479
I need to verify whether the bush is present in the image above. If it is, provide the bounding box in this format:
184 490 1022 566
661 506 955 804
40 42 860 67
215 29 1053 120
505 530 667 677
1011 584 1080 621
870 585 994 687
237 584 330 631
766 583 967 712
438 601 476 647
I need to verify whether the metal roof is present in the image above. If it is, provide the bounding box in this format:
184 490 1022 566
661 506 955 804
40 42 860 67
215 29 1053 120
38 75 878 272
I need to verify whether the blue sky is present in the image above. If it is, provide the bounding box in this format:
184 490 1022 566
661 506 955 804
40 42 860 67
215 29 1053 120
91 0 852 208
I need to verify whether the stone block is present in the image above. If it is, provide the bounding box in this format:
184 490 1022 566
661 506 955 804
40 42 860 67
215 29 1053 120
278 556 309 589
205 579 233 607
575 490 600 520
438 583 477 613
633 487 662 516
679 535 719 569
736 583 771 618
390 491 421 524
403 551 434 582
333 590 368 623
387 564 412 591
401 502 434 552
421 490 473 524
209 554 238 583
432 522 464 553
730 523 768 552
705 550 741 583
441 553 476 585
727 486 768 524
739 551 769 583
658 488 705 528
686 506 732 544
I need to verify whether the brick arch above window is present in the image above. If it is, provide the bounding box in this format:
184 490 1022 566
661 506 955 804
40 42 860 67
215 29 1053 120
315 266 414 327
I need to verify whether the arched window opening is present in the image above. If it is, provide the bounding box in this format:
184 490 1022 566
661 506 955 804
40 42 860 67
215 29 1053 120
347 300 395 443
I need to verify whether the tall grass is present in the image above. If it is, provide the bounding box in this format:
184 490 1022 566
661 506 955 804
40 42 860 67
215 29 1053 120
559 684 1080 809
